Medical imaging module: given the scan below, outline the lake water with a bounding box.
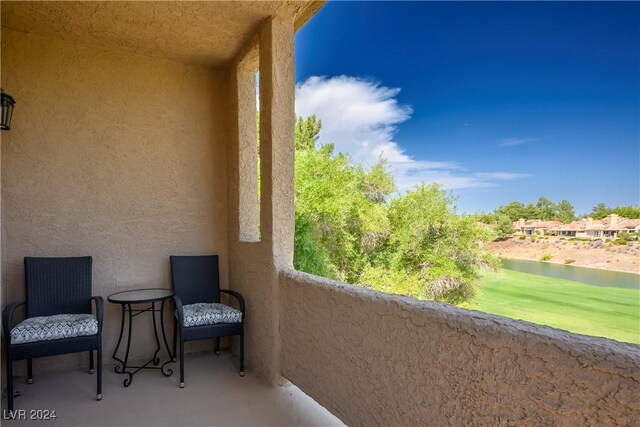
[500,258,640,290]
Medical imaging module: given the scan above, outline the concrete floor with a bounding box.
[1,351,343,426]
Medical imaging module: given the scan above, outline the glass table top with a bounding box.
[108,288,175,304]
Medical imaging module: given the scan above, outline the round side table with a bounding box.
[107,288,176,387]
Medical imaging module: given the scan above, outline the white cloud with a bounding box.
[295,75,528,191]
[474,172,530,181]
[498,137,538,147]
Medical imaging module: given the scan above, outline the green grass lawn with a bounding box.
[464,269,640,344]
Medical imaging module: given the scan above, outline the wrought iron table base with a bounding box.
[112,301,174,387]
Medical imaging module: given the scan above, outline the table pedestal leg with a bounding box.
[111,301,174,387]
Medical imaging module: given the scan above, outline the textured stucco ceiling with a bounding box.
[1,1,321,67]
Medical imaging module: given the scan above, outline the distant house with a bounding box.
[514,214,640,239]
[603,217,640,238]
[513,219,563,236]
[551,218,604,238]
[548,221,581,237]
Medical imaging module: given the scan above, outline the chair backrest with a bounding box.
[170,255,220,305]
[25,256,93,318]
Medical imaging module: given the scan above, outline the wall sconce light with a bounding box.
[1,88,16,130]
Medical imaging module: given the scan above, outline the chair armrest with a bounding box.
[3,301,26,345]
[220,289,245,315]
[173,295,184,323]
[91,296,104,333]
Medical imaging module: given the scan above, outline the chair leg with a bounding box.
[172,317,177,362]
[27,359,33,384]
[97,346,102,401]
[239,333,244,377]
[179,336,185,388]
[7,357,14,411]
[89,351,94,374]
[215,337,220,355]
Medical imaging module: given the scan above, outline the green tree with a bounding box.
[495,201,526,222]
[556,200,575,222]
[610,207,640,219]
[523,202,541,220]
[360,160,395,203]
[292,116,495,304]
[371,184,495,303]
[496,198,576,221]
[474,212,498,225]
[536,197,558,220]
[494,214,515,240]
[591,203,609,218]
[590,205,640,220]
[293,116,393,282]
[295,115,321,151]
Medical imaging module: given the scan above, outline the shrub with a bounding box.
[540,253,553,262]
[493,214,515,241]
[519,236,526,240]
[618,231,638,242]
[569,237,590,242]
[564,259,576,264]
[293,116,495,305]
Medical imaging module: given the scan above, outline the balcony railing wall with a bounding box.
[280,268,640,426]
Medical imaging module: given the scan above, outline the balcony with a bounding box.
[2,351,341,426]
[1,1,638,425]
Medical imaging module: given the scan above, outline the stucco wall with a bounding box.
[226,17,294,383]
[280,268,640,426]
[1,28,229,373]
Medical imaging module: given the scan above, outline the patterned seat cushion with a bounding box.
[182,303,242,327]
[11,314,98,345]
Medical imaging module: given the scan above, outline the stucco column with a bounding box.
[259,16,295,270]
[237,66,260,242]
[225,16,295,384]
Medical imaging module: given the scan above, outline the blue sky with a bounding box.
[294,1,640,215]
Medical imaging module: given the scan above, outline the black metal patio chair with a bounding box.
[170,255,245,387]
[2,257,103,411]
